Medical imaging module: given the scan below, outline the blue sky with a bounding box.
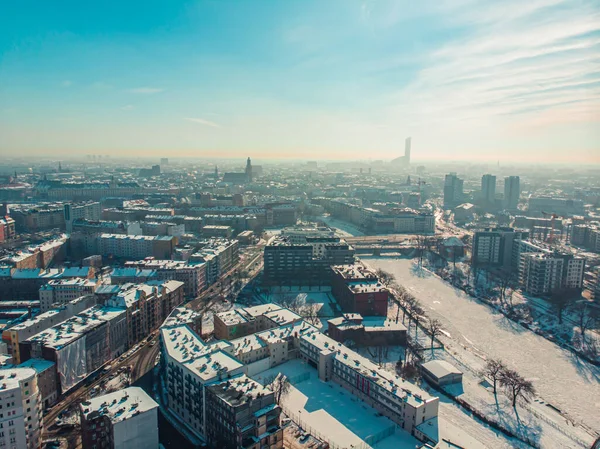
[0,0,599,162]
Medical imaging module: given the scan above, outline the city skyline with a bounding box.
[1,0,599,162]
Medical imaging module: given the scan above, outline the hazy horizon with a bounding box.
[1,0,599,162]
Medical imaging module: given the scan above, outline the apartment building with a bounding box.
[0,367,43,449]
[214,304,302,340]
[205,375,283,449]
[39,278,99,312]
[520,253,585,296]
[98,234,176,260]
[472,227,529,268]
[106,281,184,346]
[190,238,240,285]
[123,260,207,297]
[0,266,95,302]
[19,306,128,393]
[80,387,159,449]
[263,236,354,286]
[2,295,97,364]
[298,328,438,434]
[0,217,16,243]
[159,326,245,440]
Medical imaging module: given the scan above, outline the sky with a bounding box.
[0,0,599,162]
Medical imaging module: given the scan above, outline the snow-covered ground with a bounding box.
[314,215,365,237]
[254,359,420,449]
[364,257,600,445]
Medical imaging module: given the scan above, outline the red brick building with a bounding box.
[331,263,389,316]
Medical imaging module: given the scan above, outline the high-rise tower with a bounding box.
[245,157,253,182]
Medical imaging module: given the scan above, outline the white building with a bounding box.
[124,260,207,297]
[521,252,585,296]
[0,367,43,449]
[39,278,99,312]
[80,387,159,449]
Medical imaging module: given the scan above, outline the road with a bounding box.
[42,242,265,447]
[42,332,162,444]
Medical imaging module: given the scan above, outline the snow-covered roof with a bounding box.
[80,387,158,424]
[421,360,463,380]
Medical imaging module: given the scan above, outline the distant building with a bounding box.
[528,196,585,217]
[263,236,355,286]
[503,176,520,210]
[64,202,102,232]
[123,259,207,297]
[98,234,176,260]
[0,266,95,302]
[391,137,412,167]
[35,179,141,201]
[453,203,475,224]
[520,252,585,296]
[472,227,529,268]
[443,174,464,209]
[138,165,161,177]
[571,224,600,253]
[481,174,496,206]
[80,387,159,449]
[202,224,233,239]
[39,278,99,312]
[0,367,43,449]
[0,216,16,242]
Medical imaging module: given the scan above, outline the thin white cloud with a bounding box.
[184,117,221,128]
[387,0,600,131]
[127,87,164,94]
[61,80,72,88]
[121,105,135,111]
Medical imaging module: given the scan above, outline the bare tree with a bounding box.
[549,288,577,324]
[496,269,517,306]
[427,319,443,350]
[264,374,291,404]
[573,302,597,344]
[415,235,427,266]
[301,302,320,325]
[375,269,395,286]
[500,369,535,408]
[482,359,507,396]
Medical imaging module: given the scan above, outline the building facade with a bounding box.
[80,387,159,449]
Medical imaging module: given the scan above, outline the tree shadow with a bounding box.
[565,350,600,384]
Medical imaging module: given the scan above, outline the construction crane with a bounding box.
[541,211,563,243]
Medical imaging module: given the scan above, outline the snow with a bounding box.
[364,257,600,445]
[253,359,420,449]
[314,215,365,237]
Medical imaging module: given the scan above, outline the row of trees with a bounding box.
[483,359,535,408]
[376,268,444,350]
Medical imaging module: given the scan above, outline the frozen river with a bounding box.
[364,257,600,434]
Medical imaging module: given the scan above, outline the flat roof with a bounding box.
[80,387,158,424]
[161,325,241,382]
[421,360,463,379]
[207,375,272,408]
